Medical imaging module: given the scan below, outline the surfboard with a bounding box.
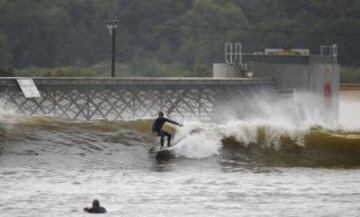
[150,131,189,161]
[155,148,175,161]
[148,145,177,161]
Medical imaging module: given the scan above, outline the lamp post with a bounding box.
[104,19,119,77]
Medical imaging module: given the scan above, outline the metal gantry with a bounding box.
[0,78,274,121]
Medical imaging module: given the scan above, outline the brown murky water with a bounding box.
[0,87,359,217]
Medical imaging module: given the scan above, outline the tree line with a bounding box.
[0,0,360,77]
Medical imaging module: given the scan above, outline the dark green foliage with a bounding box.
[15,66,99,77]
[340,67,360,83]
[193,64,211,77]
[0,67,15,77]
[0,33,12,66]
[0,0,360,80]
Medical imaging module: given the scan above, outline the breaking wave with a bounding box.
[173,120,360,167]
[0,112,360,168]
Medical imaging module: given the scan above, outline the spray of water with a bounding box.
[170,90,360,159]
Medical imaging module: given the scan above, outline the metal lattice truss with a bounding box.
[0,78,275,121]
[0,87,217,121]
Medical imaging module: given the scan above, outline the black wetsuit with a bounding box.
[84,206,106,214]
[152,117,181,147]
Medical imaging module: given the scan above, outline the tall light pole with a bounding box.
[104,19,119,77]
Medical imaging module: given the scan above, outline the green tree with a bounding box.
[0,33,12,66]
[179,0,249,65]
[1,0,360,75]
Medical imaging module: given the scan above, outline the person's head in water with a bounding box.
[158,111,164,117]
[84,199,106,213]
[92,199,100,208]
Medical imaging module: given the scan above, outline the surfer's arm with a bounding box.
[166,118,182,127]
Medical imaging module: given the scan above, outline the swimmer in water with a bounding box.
[84,199,106,214]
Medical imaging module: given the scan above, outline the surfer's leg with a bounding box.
[163,131,172,147]
[159,132,165,148]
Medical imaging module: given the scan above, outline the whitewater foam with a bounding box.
[171,119,311,159]
[172,122,222,159]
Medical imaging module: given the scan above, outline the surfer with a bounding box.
[152,111,182,149]
[83,199,106,214]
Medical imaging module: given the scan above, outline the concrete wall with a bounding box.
[339,84,360,128]
[309,63,340,121]
[247,64,310,90]
[213,62,340,122]
[213,63,242,78]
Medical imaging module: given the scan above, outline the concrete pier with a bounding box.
[0,77,274,121]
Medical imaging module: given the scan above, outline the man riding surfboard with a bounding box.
[152,111,182,150]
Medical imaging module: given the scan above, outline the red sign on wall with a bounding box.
[323,69,332,109]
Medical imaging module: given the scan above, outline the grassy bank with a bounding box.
[0,60,212,78]
[340,67,360,83]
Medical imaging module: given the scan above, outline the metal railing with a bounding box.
[241,54,335,65]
